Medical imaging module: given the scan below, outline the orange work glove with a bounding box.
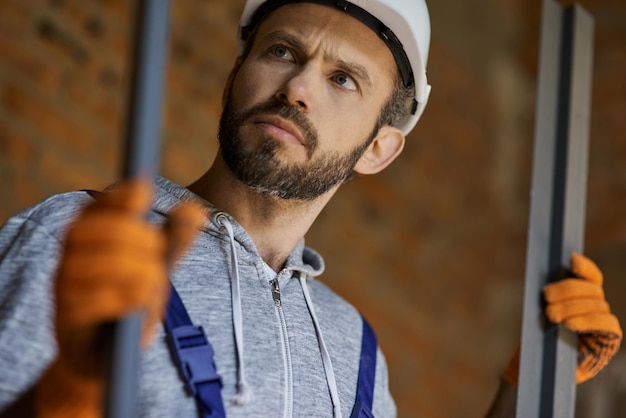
[544,252,622,383]
[35,179,205,418]
[503,253,622,386]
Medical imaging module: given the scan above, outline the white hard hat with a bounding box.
[238,0,431,135]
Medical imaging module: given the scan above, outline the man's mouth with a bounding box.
[254,114,307,147]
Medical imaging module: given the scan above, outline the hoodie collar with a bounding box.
[152,176,325,280]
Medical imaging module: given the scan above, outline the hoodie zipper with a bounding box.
[271,278,293,418]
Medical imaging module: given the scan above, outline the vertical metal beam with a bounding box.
[104,1,171,418]
[516,1,594,417]
[121,0,171,180]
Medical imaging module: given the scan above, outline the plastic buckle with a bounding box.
[168,325,223,395]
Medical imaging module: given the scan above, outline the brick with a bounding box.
[3,85,95,154]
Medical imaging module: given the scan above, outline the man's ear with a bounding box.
[222,56,243,106]
[354,126,405,175]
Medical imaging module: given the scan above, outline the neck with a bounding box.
[187,155,337,271]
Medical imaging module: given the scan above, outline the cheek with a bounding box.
[230,64,271,108]
[319,101,380,145]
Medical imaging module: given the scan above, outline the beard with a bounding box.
[218,96,378,201]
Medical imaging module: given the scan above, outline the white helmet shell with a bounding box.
[238,0,431,135]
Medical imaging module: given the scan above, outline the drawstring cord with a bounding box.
[299,274,343,418]
[216,213,341,416]
[218,215,252,405]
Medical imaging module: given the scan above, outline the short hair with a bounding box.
[377,71,415,131]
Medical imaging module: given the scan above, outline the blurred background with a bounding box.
[0,0,624,416]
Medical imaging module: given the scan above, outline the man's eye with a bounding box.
[271,45,293,61]
[332,73,357,91]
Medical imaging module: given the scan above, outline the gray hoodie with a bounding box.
[0,176,396,417]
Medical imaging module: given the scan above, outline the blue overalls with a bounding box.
[165,284,378,418]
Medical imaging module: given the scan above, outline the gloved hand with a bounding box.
[544,252,622,383]
[35,179,205,418]
[503,253,622,386]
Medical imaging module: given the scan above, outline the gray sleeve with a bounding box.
[0,194,87,411]
[373,347,397,418]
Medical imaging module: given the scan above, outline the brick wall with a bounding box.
[1,1,625,417]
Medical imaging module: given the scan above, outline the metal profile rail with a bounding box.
[516,1,594,417]
[103,1,171,417]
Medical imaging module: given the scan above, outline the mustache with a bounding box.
[238,101,318,152]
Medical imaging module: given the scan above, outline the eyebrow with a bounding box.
[262,30,305,52]
[261,29,374,91]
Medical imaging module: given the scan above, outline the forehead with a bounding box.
[253,3,397,82]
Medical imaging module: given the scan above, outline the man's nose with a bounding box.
[274,65,319,112]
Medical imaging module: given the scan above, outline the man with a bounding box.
[0,1,621,417]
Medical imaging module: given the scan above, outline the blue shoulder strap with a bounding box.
[350,315,378,418]
[164,285,226,418]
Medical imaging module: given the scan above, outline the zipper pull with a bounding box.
[270,279,281,307]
